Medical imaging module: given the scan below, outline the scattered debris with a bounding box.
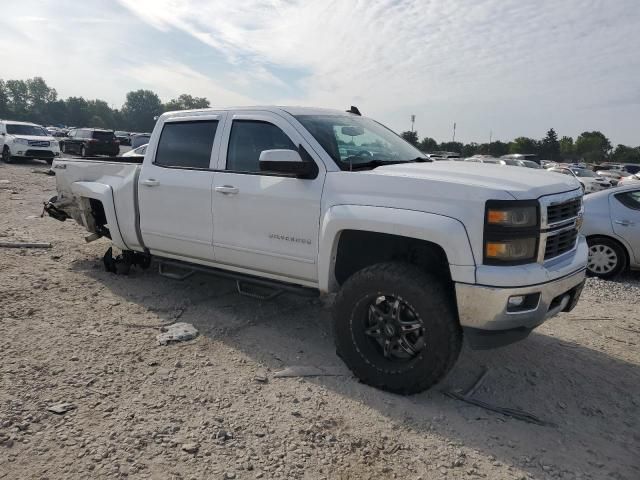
[157,322,199,345]
[444,368,555,427]
[181,443,199,454]
[254,373,268,383]
[273,365,348,378]
[47,403,76,415]
[0,241,52,249]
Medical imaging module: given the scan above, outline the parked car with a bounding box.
[425,151,461,160]
[130,133,151,149]
[516,159,542,169]
[0,120,61,164]
[464,155,504,164]
[45,105,587,394]
[540,160,558,169]
[501,153,540,165]
[548,167,610,193]
[114,131,132,146]
[59,128,119,157]
[582,185,640,278]
[619,174,640,186]
[122,143,147,158]
[596,170,625,187]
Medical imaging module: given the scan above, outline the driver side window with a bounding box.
[226,120,296,173]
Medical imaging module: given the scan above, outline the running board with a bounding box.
[156,258,319,298]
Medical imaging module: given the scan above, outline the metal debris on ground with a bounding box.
[273,365,348,378]
[157,322,199,346]
[444,368,555,427]
[47,403,76,414]
[0,242,52,249]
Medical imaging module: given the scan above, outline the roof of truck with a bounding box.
[162,106,359,117]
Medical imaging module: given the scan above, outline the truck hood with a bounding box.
[369,161,580,199]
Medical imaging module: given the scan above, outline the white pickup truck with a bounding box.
[46,106,588,394]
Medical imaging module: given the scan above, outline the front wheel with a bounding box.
[332,262,461,394]
[2,146,12,163]
[587,237,627,279]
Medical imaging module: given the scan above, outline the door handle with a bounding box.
[141,179,160,187]
[614,220,635,226]
[215,185,239,195]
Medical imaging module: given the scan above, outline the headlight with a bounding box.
[14,138,29,145]
[484,200,540,265]
[486,205,537,228]
[485,238,537,262]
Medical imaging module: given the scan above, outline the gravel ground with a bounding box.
[1,159,639,480]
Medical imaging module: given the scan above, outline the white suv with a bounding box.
[0,120,61,164]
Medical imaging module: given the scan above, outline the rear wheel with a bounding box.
[333,262,461,394]
[2,146,11,163]
[80,145,86,157]
[587,236,627,279]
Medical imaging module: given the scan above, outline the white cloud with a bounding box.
[115,0,640,144]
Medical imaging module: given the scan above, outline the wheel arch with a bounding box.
[586,234,631,272]
[318,205,476,293]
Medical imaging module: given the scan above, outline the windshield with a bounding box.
[572,168,597,178]
[294,114,425,169]
[6,124,48,136]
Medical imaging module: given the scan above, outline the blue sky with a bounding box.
[1,0,639,145]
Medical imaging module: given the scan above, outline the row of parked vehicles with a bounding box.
[0,120,151,163]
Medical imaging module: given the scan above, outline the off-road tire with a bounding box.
[333,262,462,394]
[586,236,627,279]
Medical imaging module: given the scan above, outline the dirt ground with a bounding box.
[1,159,639,480]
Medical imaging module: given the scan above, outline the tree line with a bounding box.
[401,127,640,164]
[0,77,209,133]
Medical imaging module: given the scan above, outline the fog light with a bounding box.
[17,151,24,155]
[508,295,525,307]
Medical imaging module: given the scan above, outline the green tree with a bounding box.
[164,93,210,111]
[575,131,612,163]
[122,89,163,132]
[461,142,479,157]
[438,141,463,153]
[559,136,575,159]
[509,137,539,155]
[418,136,438,152]
[540,128,560,160]
[611,145,640,164]
[64,97,91,127]
[26,77,57,124]
[5,79,29,119]
[488,140,509,157]
[0,80,8,118]
[400,130,419,147]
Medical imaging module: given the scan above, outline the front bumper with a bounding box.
[456,267,586,348]
[13,146,60,158]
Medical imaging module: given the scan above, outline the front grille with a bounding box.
[547,198,581,225]
[544,228,578,260]
[25,150,54,158]
[28,140,50,147]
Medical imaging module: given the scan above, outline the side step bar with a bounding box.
[156,258,319,298]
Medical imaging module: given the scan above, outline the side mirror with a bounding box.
[259,149,317,179]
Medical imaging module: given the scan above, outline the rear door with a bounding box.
[138,113,225,261]
[211,111,325,282]
[610,189,640,263]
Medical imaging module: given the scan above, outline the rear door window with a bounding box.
[615,191,640,211]
[154,120,218,169]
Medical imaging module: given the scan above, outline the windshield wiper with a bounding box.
[349,157,432,170]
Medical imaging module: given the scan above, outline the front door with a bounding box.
[211,112,325,282]
[610,189,640,263]
[138,113,225,261]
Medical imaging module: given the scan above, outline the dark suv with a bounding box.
[60,128,119,157]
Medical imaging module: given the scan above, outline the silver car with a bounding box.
[582,184,640,278]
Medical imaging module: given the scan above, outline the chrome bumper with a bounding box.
[456,267,586,331]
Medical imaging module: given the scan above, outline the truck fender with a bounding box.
[318,205,476,293]
[70,181,129,250]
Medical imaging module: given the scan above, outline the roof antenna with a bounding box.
[346,106,361,116]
